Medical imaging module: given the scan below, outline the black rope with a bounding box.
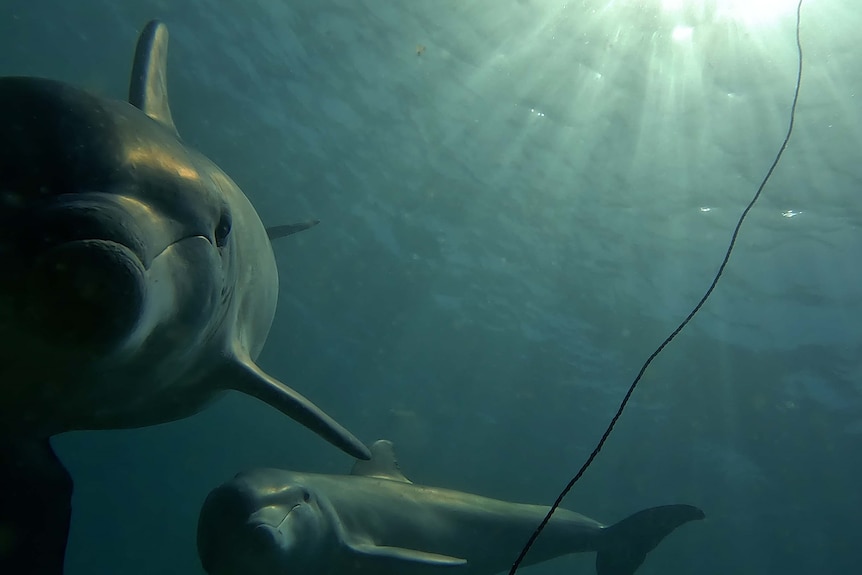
[509,2,805,573]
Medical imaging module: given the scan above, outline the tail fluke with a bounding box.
[596,504,704,575]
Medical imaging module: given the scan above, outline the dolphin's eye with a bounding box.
[302,491,310,502]
[215,211,232,248]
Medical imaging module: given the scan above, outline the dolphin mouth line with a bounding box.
[275,504,301,533]
[30,194,214,271]
[33,234,209,274]
[146,234,210,268]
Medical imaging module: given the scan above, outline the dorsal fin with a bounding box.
[266,219,320,241]
[128,20,178,136]
[350,440,412,483]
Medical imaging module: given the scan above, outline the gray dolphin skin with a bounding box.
[198,440,705,575]
[0,20,370,574]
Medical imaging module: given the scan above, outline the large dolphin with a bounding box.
[198,440,705,575]
[0,20,370,574]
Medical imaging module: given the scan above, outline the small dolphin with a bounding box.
[0,20,369,574]
[197,440,705,575]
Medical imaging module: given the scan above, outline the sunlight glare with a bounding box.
[661,0,801,25]
[671,25,694,42]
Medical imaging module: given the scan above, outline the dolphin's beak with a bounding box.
[4,192,195,353]
[28,193,187,269]
[249,524,283,551]
[24,238,149,352]
[247,505,298,554]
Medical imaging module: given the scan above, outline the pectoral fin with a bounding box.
[349,542,466,567]
[224,354,370,460]
[266,220,320,240]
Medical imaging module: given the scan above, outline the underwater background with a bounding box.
[2,0,860,573]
